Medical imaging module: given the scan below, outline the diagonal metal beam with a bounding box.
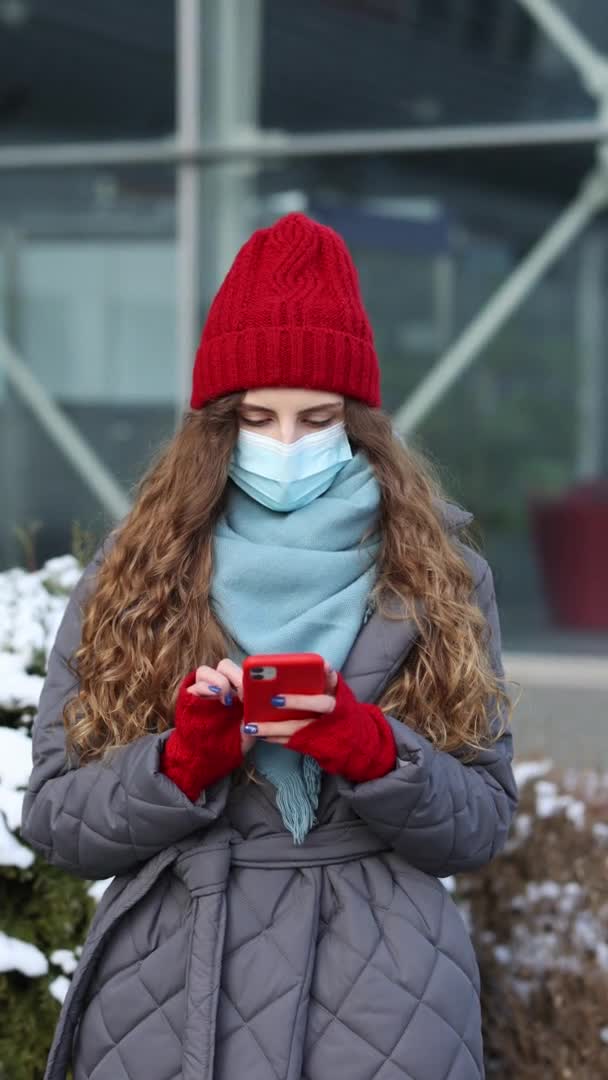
[392,168,608,437]
[0,336,131,520]
[516,0,608,99]
[392,0,608,437]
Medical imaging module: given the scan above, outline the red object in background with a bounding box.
[529,481,608,630]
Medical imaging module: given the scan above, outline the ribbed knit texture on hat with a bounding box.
[191,212,381,409]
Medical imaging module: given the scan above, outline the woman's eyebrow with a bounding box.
[240,402,343,415]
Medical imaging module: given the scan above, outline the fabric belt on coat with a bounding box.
[174,817,390,887]
[172,819,391,1079]
[44,819,390,1080]
[232,818,390,867]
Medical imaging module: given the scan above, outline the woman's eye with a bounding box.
[240,417,333,428]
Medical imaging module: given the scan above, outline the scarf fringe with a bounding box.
[273,767,318,846]
[302,754,322,810]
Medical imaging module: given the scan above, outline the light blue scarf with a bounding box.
[210,449,381,843]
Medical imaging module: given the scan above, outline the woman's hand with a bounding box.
[187,658,256,755]
[242,660,338,746]
[242,659,396,783]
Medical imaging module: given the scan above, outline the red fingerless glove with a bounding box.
[160,671,244,802]
[286,673,396,783]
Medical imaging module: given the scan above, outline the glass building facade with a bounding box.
[1,0,607,657]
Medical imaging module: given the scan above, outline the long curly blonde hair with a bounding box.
[64,394,511,766]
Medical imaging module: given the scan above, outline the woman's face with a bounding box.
[239,388,345,444]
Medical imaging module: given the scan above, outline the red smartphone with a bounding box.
[242,652,326,726]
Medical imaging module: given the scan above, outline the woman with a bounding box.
[21,212,518,1080]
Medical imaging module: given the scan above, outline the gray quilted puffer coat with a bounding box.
[21,502,517,1080]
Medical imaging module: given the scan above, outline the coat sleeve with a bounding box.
[337,563,518,878]
[20,544,230,881]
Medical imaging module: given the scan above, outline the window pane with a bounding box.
[0,1,175,142]
[0,166,175,566]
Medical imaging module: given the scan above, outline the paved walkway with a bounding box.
[504,652,608,769]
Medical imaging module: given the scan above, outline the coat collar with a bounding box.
[435,497,474,533]
[342,497,473,702]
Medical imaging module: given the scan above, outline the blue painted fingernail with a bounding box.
[224,693,233,706]
[208,685,221,693]
[271,695,285,707]
[243,723,258,734]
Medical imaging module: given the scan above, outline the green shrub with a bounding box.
[0,553,98,1079]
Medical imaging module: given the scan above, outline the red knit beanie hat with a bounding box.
[191,212,381,409]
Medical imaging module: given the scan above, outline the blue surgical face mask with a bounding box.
[228,421,353,512]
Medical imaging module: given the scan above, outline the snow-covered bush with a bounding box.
[0,555,100,1080]
[459,759,608,1078]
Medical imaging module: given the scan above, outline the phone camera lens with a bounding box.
[251,666,263,674]
[251,673,264,680]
